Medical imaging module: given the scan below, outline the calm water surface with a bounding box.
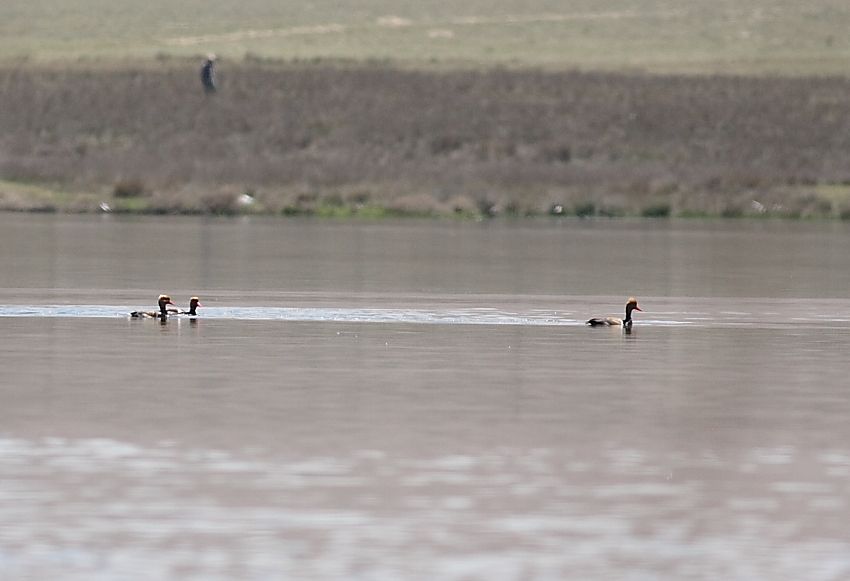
[2,214,850,580]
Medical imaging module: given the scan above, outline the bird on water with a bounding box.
[167,296,202,316]
[130,294,174,320]
[587,297,642,328]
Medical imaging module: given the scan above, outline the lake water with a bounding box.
[2,214,850,580]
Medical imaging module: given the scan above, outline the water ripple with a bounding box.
[0,304,845,328]
[0,305,580,326]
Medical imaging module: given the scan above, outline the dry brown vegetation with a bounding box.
[3,60,850,217]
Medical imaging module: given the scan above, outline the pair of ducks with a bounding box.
[130,295,202,320]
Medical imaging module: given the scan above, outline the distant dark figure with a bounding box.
[201,54,217,94]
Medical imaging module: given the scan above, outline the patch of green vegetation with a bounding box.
[315,203,355,218]
[451,209,479,220]
[112,197,152,212]
[5,180,850,221]
[354,205,394,219]
[284,202,432,219]
[574,202,596,218]
[641,202,671,218]
[0,179,64,211]
[813,184,850,206]
[720,205,745,218]
[818,184,850,220]
[676,209,713,219]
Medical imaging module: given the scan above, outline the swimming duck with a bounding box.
[168,296,202,316]
[587,297,642,328]
[130,294,173,320]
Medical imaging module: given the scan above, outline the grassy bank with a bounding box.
[3,61,850,219]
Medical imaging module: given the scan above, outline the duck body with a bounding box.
[130,311,166,320]
[130,294,173,320]
[586,316,627,327]
[587,298,641,327]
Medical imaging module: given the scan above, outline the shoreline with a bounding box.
[1,183,849,222]
[3,61,850,221]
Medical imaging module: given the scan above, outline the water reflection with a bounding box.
[2,214,850,298]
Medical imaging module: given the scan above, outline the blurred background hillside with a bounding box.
[3,0,850,217]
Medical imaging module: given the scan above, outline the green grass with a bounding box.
[0,179,63,211]
[4,0,850,75]
[6,176,850,221]
[814,184,850,206]
[3,180,850,223]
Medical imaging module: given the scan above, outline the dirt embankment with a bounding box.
[2,61,850,218]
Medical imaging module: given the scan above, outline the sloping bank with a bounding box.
[2,60,850,219]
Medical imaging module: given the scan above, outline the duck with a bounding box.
[587,297,642,328]
[168,296,202,316]
[130,294,174,320]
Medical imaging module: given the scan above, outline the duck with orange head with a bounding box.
[587,297,642,328]
[168,297,202,316]
[130,294,174,320]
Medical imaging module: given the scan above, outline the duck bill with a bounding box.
[633,306,642,311]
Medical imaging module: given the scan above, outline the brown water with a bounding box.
[2,214,850,580]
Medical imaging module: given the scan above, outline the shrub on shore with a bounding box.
[112,178,148,198]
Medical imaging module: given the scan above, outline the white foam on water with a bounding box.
[0,304,818,328]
